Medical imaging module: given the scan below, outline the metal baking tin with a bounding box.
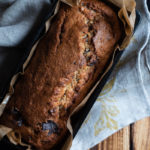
[0,1,141,149]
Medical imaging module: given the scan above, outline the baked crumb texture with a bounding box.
[0,0,121,149]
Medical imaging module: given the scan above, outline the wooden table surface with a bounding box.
[89,117,150,150]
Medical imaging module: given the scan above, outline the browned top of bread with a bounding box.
[0,0,121,149]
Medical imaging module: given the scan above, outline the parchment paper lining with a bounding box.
[0,0,136,149]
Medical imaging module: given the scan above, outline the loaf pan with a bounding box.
[0,1,141,149]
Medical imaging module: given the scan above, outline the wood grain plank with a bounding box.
[131,117,150,150]
[90,145,99,150]
[90,126,130,150]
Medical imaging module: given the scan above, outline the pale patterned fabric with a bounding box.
[71,0,150,149]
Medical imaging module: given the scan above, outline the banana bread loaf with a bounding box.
[0,0,122,149]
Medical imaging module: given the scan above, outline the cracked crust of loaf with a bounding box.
[0,0,122,149]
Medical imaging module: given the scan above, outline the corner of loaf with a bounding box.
[0,0,122,149]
